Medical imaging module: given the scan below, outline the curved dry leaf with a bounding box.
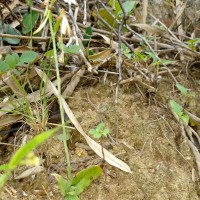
[88,49,112,63]
[33,13,49,35]
[14,166,44,180]
[94,32,118,49]
[131,24,164,35]
[35,68,132,173]
[61,15,71,36]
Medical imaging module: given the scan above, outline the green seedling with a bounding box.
[83,26,93,47]
[57,43,82,54]
[53,165,103,200]
[121,43,132,59]
[89,123,109,139]
[186,38,200,51]
[0,51,38,73]
[169,100,189,124]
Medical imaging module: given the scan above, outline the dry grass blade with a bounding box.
[62,68,85,98]
[1,74,25,98]
[2,0,24,18]
[35,67,132,173]
[142,0,148,24]
[14,166,45,180]
[169,1,187,31]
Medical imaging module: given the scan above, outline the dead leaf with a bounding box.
[131,24,164,35]
[88,49,112,63]
[62,68,85,98]
[0,115,22,128]
[2,0,25,18]
[14,166,44,180]
[94,32,118,49]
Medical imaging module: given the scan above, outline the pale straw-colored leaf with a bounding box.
[61,15,71,36]
[14,166,44,180]
[62,0,77,5]
[33,13,49,35]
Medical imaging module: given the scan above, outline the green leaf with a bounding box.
[53,15,62,34]
[65,45,82,54]
[5,54,17,69]
[88,129,97,135]
[85,27,92,35]
[169,100,183,115]
[103,128,109,136]
[96,123,104,131]
[8,127,59,170]
[124,52,132,59]
[121,43,127,51]
[27,0,33,6]
[0,174,8,187]
[12,53,20,64]
[117,1,136,17]
[176,83,187,94]
[20,51,38,64]
[0,60,11,72]
[186,38,200,45]
[160,59,173,65]
[45,49,54,57]
[0,127,60,188]
[58,43,82,54]
[0,23,21,44]
[69,165,102,196]
[134,51,147,61]
[98,8,116,27]
[109,0,121,13]
[13,68,21,76]
[83,27,93,46]
[145,51,158,63]
[181,114,189,124]
[22,11,39,34]
[67,195,79,200]
[53,174,72,197]
[0,164,8,171]
[93,132,102,139]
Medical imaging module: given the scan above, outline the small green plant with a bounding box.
[89,123,109,139]
[169,99,189,124]
[133,51,173,67]
[0,51,38,74]
[53,165,103,200]
[121,43,132,59]
[170,83,195,124]
[186,38,200,51]
[31,1,103,199]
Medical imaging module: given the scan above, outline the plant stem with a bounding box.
[48,9,71,179]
